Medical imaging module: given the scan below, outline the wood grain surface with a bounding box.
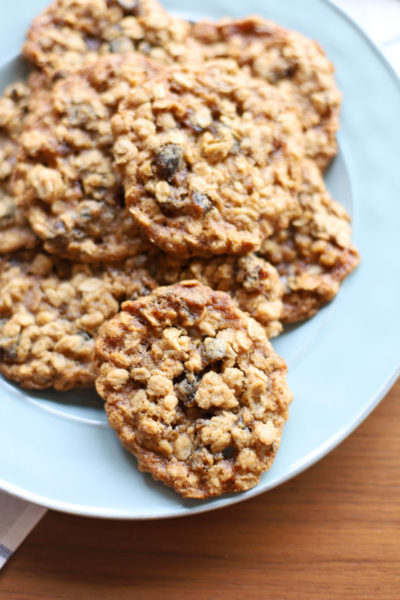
[1,378,399,600]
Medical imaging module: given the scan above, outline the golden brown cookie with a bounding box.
[0,81,38,254]
[259,160,360,323]
[112,59,304,257]
[0,251,156,390]
[193,16,342,170]
[14,55,158,262]
[95,281,292,498]
[150,252,284,339]
[23,0,196,77]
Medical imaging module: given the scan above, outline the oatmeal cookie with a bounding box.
[0,251,157,390]
[0,81,38,254]
[14,55,158,262]
[259,160,360,323]
[112,59,304,257]
[23,0,196,77]
[95,281,292,498]
[193,16,342,170]
[151,252,284,338]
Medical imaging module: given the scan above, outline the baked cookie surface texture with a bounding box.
[14,55,157,262]
[260,160,360,322]
[23,0,194,77]
[150,251,284,339]
[0,81,38,254]
[0,251,156,390]
[112,59,304,257]
[95,281,292,498]
[193,16,342,170]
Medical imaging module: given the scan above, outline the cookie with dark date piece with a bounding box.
[94,281,292,498]
[112,59,304,258]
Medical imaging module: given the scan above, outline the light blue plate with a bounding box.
[1,0,400,519]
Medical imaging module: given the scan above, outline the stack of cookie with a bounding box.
[0,0,359,498]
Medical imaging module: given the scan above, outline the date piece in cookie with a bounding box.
[95,281,292,499]
[112,59,304,257]
[193,17,342,170]
[0,81,38,254]
[151,252,284,339]
[14,56,158,262]
[0,251,156,391]
[259,160,360,323]
[23,0,195,77]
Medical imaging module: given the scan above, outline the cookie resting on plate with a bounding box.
[22,0,197,77]
[112,58,304,257]
[0,251,156,390]
[193,16,342,170]
[259,159,360,323]
[150,251,284,339]
[95,281,292,498]
[13,55,158,262]
[0,80,38,254]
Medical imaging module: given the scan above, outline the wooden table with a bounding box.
[1,378,399,599]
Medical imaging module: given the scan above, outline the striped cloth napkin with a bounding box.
[0,0,399,571]
[0,493,46,569]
